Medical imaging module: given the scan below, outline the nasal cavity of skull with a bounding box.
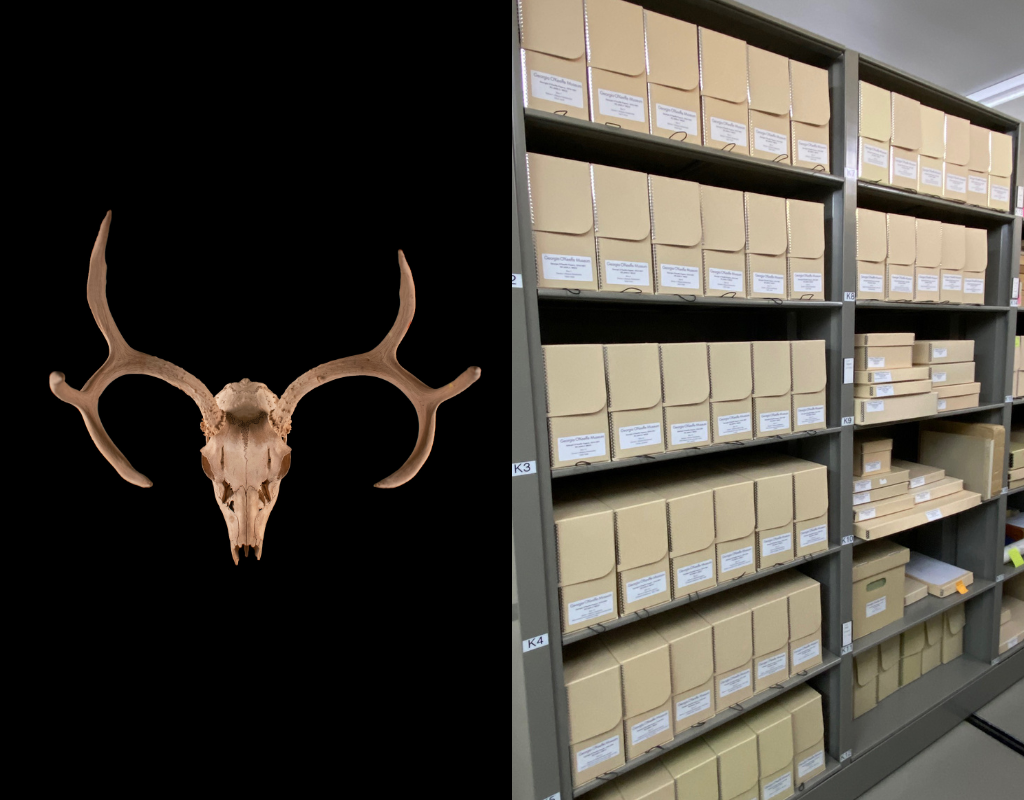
[221,480,233,505]
[259,480,272,504]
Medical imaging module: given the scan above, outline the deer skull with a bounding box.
[49,212,480,564]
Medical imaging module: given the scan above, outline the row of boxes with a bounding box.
[1002,578,1024,655]
[1011,429,1024,490]
[528,152,827,296]
[585,685,826,800]
[1014,338,1024,399]
[520,0,831,169]
[544,341,828,470]
[853,610,966,719]
[858,81,1014,210]
[564,573,823,787]
[856,211,989,304]
[553,455,830,634]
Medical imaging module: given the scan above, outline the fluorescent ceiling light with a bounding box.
[968,73,1024,108]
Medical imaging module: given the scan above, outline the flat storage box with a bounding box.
[853,490,982,541]
[855,334,915,348]
[855,366,930,385]
[651,176,703,296]
[702,186,747,298]
[600,487,671,615]
[791,340,827,432]
[554,496,619,633]
[904,552,974,599]
[859,82,891,184]
[853,648,878,719]
[852,540,910,640]
[519,0,590,121]
[645,11,701,144]
[709,341,753,443]
[912,340,975,365]
[854,392,938,425]
[910,476,964,506]
[891,460,945,491]
[592,164,653,293]
[936,386,981,413]
[605,344,665,460]
[855,380,933,399]
[853,482,910,506]
[786,199,826,300]
[854,493,915,524]
[921,421,1005,500]
[853,468,911,493]
[855,346,913,371]
[544,344,611,469]
[529,153,599,291]
[790,60,830,172]
[698,27,750,154]
[661,343,711,451]
[648,607,715,733]
[564,637,626,785]
[928,361,976,387]
[904,577,928,606]
[585,0,649,133]
[746,45,791,164]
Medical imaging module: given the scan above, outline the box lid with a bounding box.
[593,164,652,242]
[904,577,928,606]
[520,0,586,61]
[925,615,943,646]
[787,199,825,260]
[945,114,970,165]
[887,213,917,266]
[916,219,943,268]
[753,340,792,398]
[745,193,788,256]
[945,604,966,636]
[879,636,901,671]
[528,153,595,236]
[935,382,981,400]
[891,93,922,150]
[709,341,753,402]
[790,60,830,125]
[599,487,670,570]
[968,125,991,172]
[602,619,672,717]
[648,607,714,691]
[701,185,745,252]
[860,82,891,141]
[905,553,971,593]
[919,105,945,159]
[650,176,702,247]
[965,228,987,273]
[791,340,827,394]
[854,334,914,347]
[890,460,944,484]
[698,27,747,103]
[857,208,888,263]
[661,343,710,406]
[585,0,646,77]
[747,45,790,115]
[554,496,617,587]
[854,437,893,454]
[544,345,608,417]
[742,703,794,775]
[564,638,624,744]
[940,224,966,269]
[991,131,1013,178]
[852,540,911,581]
[645,10,698,92]
[854,648,879,686]
[605,344,661,412]
[703,724,758,800]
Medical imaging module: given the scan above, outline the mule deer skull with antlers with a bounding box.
[50,212,481,564]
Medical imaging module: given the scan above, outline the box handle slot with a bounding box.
[867,577,887,592]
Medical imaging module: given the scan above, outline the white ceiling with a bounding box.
[735,0,1024,121]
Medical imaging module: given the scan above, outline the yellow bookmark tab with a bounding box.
[956,580,968,595]
[1011,549,1024,569]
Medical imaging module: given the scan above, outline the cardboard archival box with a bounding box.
[745,193,788,300]
[859,82,891,184]
[564,637,625,783]
[990,131,1013,178]
[757,524,795,571]
[854,334,914,347]
[660,740,719,800]
[790,60,830,171]
[728,460,794,533]
[855,449,891,478]
[889,93,921,190]
[940,223,966,269]
[910,476,964,506]
[945,114,970,166]
[795,514,829,558]
[855,380,933,399]
[661,343,711,450]
[919,154,944,196]
[935,382,980,401]
[967,124,990,173]
[519,0,590,121]
[918,106,945,196]
[915,219,942,269]
[927,361,975,387]
[940,269,964,304]
[857,262,886,300]
[942,605,966,664]
[919,429,993,500]
[885,263,915,302]
[592,164,653,293]
[543,344,611,469]
[877,636,900,702]
[732,581,791,691]
[967,170,989,207]
[853,491,981,541]
[963,227,987,303]
[924,422,1004,498]
[702,470,756,581]
[648,607,715,732]
[528,154,599,291]
[854,346,912,371]
[854,493,915,524]
[760,765,795,800]
[705,723,759,800]
[554,496,619,633]
[650,176,703,295]
[943,160,969,202]
[852,481,910,507]
[698,27,750,154]
[999,620,1023,655]
[791,340,827,432]
[644,472,717,596]
[900,652,923,686]
[852,540,910,639]
[915,267,940,303]
[989,174,1011,212]
[692,592,754,706]
[854,392,938,425]
[904,552,973,599]
[936,391,980,413]
[645,11,701,143]
[747,45,791,163]
[853,468,911,493]
[853,648,879,719]
[708,341,753,443]
[608,761,676,800]
[912,340,974,365]
[854,437,892,456]
[752,452,828,523]
[752,341,793,436]
[602,620,674,758]
[891,459,945,490]
[605,344,665,460]
[904,576,928,607]
[585,0,649,133]
[856,208,887,263]
[787,199,826,300]
[781,571,824,671]
[901,622,926,657]
[599,487,671,614]
[779,686,827,782]
[855,366,930,385]
[702,186,747,297]
[742,702,794,776]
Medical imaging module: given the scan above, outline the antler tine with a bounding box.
[271,250,481,488]
[49,211,225,488]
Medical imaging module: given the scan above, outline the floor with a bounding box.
[857,680,1024,799]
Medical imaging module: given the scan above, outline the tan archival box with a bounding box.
[709,341,753,443]
[645,11,701,143]
[918,106,945,196]
[605,344,665,460]
[745,193,789,300]
[704,724,759,800]
[543,344,610,469]
[790,60,830,171]
[943,605,966,664]
[592,164,653,293]
[855,392,938,425]
[877,637,900,701]
[564,638,625,785]
[554,496,618,634]
[692,593,754,708]
[585,0,649,133]
[889,93,921,190]
[853,648,878,719]
[904,577,928,607]
[520,0,589,121]
[651,176,703,295]
[792,340,827,432]
[852,540,910,640]
[698,27,750,154]
[859,82,891,184]
[600,487,671,615]
[742,703,794,783]
[644,471,716,596]
[753,340,793,436]
[747,45,791,163]
[702,186,747,298]
[702,470,757,582]
[857,208,887,299]
[661,343,711,450]
[904,552,974,599]
[780,686,826,782]
[733,581,791,692]
[787,199,826,300]
[529,154,598,291]
[648,607,715,732]
[660,740,719,800]
[944,114,970,202]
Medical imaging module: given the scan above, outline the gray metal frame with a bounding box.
[510,3,1024,800]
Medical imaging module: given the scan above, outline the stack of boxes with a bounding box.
[1010,428,1024,489]
[857,81,1014,211]
[1014,338,1023,399]
[914,338,980,412]
[853,334,936,423]
[1002,577,1024,655]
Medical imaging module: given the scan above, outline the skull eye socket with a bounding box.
[201,455,215,480]
[278,453,291,480]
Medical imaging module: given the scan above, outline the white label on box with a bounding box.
[797,405,826,426]
[968,175,988,195]
[942,274,963,291]
[873,371,892,383]
[678,559,714,589]
[760,410,791,432]
[530,70,585,108]
[512,273,523,289]
[991,184,1010,203]
[631,711,671,746]
[758,652,788,680]
[619,423,662,451]
[709,268,744,293]
[964,279,984,295]
[717,413,752,438]
[721,546,754,574]
[947,173,967,194]
[860,273,884,293]
[793,273,824,294]
[921,167,943,188]
[934,347,948,358]
[794,640,821,667]
[926,509,943,522]
[661,264,700,290]
[868,357,886,368]
[676,690,712,722]
[932,372,947,383]
[918,274,939,293]
[764,771,793,800]
[894,156,918,180]
[798,140,828,165]
[800,525,828,549]
[672,421,709,446]
[909,478,931,492]
[755,127,789,155]
[914,491,932,504]
[799,751,826,779]
[865,400,885,414]
[762,531,793,557]
[567,592,616,626]
[863,144,888,168]
[865,460,882,474]
[875,385,895,398]
[605,260,650,286]
[845,358,854,385]
[656,103,699,136]
[719,669,752,698]
[558,433,607,463]
[753,272,786,295]
[710,116,748,146]
[858,508,877,522]
[937,399,947,411]
[855,480,872,493]
[576,735,621,774]
[598,89,645,122]
[853,492,871,505]
[866,596,887,618]
[890,273,914,294]
[626,571,668,604]
[542,253,593,283]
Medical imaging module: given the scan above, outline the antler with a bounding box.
[271,250,480,488]
[49,211,225,488]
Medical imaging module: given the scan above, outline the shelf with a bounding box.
[563,545,841,646]
[1007,486,1024,497]
[851,655,991,757]
[857,182,1016,226]
[999,562,1024,582]
[552,428,841,479]
[851,497,993,546]
[851,580,995,656]
[1014,399,1024,406]
[572,650,841,797]
[855,301,1010,313]
[854,403,1007,431]
[539,290,842,310]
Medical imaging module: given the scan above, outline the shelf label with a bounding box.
[843,416,855,427]
[841,750,853,763]
[523,634,549,652]
[845,358,854,385]
[542,794,561,800]
[1004,487,1010,495]
[513,273,523,289]
[841,645,852,656]
[842,535,855,546]
[513,461,537,477]
[845,292,857,302]
[997,574,1005,583]
[843,622,853,648]
[846,167,858,180]
[1008,396,1015,404]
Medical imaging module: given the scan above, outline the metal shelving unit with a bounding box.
[511,3,1024,800]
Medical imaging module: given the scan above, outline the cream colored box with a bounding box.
[698,27,749,154]
[787,199,826,300]
[753,340,793,436]
[648,606,715,730]
[791,340,827,432]
[661,342,711,451]
[605,344,665,460]
[915,267,940,302]
[859,82,891,184]
[852,540,910,640]
[790,61,831,171]
[592,164,653,293]
[645,11,701,144]
[599,487,671,615]
[943,161,968,202]
[519,0,590,121]
[853,648,878,719]
[747,45,791,164]
[702,185,747,297]
[704,724,759,800]
[543,344,611,469]
[877,637,900,701]
[585,0,649,133]
[565,637,625,785]
[554,496,619,634]
[661,740,720,800]
[644,472,717,596]
[651,175,703,295]
[886,263,915,302]
[918,106,945,196]
[889,93,921,190]
[709,341,754,443]
[746,192,789,300]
